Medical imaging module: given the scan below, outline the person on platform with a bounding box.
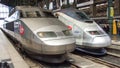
[103,24,109,34]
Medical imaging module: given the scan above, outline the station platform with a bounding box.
[0,29,29,68]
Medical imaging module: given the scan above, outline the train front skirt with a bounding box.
[76,47,107,55]
[23,48,67,63]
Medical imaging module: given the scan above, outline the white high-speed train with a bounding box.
[2,6,76,63]
[54,8,111,55]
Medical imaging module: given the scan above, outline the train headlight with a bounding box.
[37,32,57,38]
[38,32,44,37]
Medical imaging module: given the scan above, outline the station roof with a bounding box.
[0,0,43,7]
[0,0,16,7]
[0,0,108,7]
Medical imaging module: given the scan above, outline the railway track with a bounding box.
[23,57,44,68]
[106,44,120,58]
[107,48,120,54]
[107,44,120,55]
[72,49,120,68]
[83,54,120,68]
[110,41,120,50]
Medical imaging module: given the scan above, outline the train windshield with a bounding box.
[20,11,41,18]
[63,11,90,21]
[26,11,41,18]
[37,32,57,38]
[63,30,72,36]
[76,12,90,20]
[88,31,104,35]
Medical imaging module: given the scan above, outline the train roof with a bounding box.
[21,18,67,31]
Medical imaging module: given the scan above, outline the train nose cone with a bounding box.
[92,36,111,47]
[42,37,76,54]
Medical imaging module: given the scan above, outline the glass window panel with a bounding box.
[25,11,41,18]
[88,31,104,35]
[0,3,9,18]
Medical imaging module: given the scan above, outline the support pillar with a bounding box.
[108,0,114,35]
[114,0,120,16]
[90,0,96,17]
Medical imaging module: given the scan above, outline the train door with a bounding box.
[73,25,83,45]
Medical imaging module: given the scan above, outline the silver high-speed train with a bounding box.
[54,8,111,55]
[2,6,76,63]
